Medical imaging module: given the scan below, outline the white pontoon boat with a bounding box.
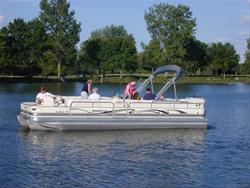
[17,65,207,131]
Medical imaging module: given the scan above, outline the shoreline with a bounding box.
[0,75,250,84]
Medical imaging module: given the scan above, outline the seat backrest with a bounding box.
[42,96,54,106]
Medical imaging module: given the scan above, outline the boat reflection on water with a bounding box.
[19,129,207,151]
[18,130,207,187]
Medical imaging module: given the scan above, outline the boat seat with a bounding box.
[66,99,93,108]
[42,96,55,106]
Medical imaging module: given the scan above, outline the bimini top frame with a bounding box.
[136,65,182,100]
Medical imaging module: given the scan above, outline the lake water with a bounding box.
[0,82,249,187]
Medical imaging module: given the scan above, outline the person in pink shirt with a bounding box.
[123,81,136,99]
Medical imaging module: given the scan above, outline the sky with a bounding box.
[0,0,249,63]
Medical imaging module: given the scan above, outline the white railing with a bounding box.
[66,99,203,116]
[68,100,131,116]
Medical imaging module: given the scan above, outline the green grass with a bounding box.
[0,74,250,84]
[91,74,250,84]
[178,75,250,84]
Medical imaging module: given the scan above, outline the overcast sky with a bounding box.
[0,0,249,62]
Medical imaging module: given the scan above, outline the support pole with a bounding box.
[151,80,154,93]
[174,82,177,99]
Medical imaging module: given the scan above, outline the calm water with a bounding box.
[0,82,249,188]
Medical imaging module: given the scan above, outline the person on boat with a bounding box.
[81,79,92,99]
[123,81,136,99]
[159,95,165,101]
[36,87,54,104]
[142,88,156,100]
[131,91,141,100]
[88,88,101,100]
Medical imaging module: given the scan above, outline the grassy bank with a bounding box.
[0,74,250,84]
[178,75,250,84]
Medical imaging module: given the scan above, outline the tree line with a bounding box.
[0,0,249,80]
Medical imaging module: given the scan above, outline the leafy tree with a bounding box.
[245,38,250,63]
[0,18,47,77]
[78,38,101,75]
[39,0,81,79]
[98,36,137,76]
[79,25,138,77]
[241,38,250,74]
[0,19,28,75]
[184,38,208,74]
[140,39,164,71]
[144,3,196,67]
[0,35,3,73]
[26,19,50,77]
[207,42,239,77]
[91,25,128,39]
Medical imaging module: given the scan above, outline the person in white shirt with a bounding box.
[36,87,54,104]
[88,88,101,100]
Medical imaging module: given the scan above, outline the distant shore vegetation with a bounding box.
[0,0,250,82]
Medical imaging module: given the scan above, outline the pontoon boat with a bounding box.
[17,65,207,131]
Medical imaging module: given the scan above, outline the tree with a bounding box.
[78,38,101,75]
[241,38,250,74]
[184,38,208,74]
[26,19,50,77]
[0,33,4,73]
[0,19,28,75]
[91,25,128,39]
[207,42,239,77]
[98,36,137,76]
[79,25,138,77]
[0,18,47,77]
[144,3,196,67]
[140,39,164,71]
[39,0,81,80]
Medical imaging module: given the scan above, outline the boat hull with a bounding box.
[18,113,207,131]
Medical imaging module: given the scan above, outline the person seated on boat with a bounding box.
[81,79,92,99]
[131,91,141,100]
[142,88,156,100]
[88,87,101,100]
[123,80,136,99]
[159,95,165,101]
[36,87,55,104]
